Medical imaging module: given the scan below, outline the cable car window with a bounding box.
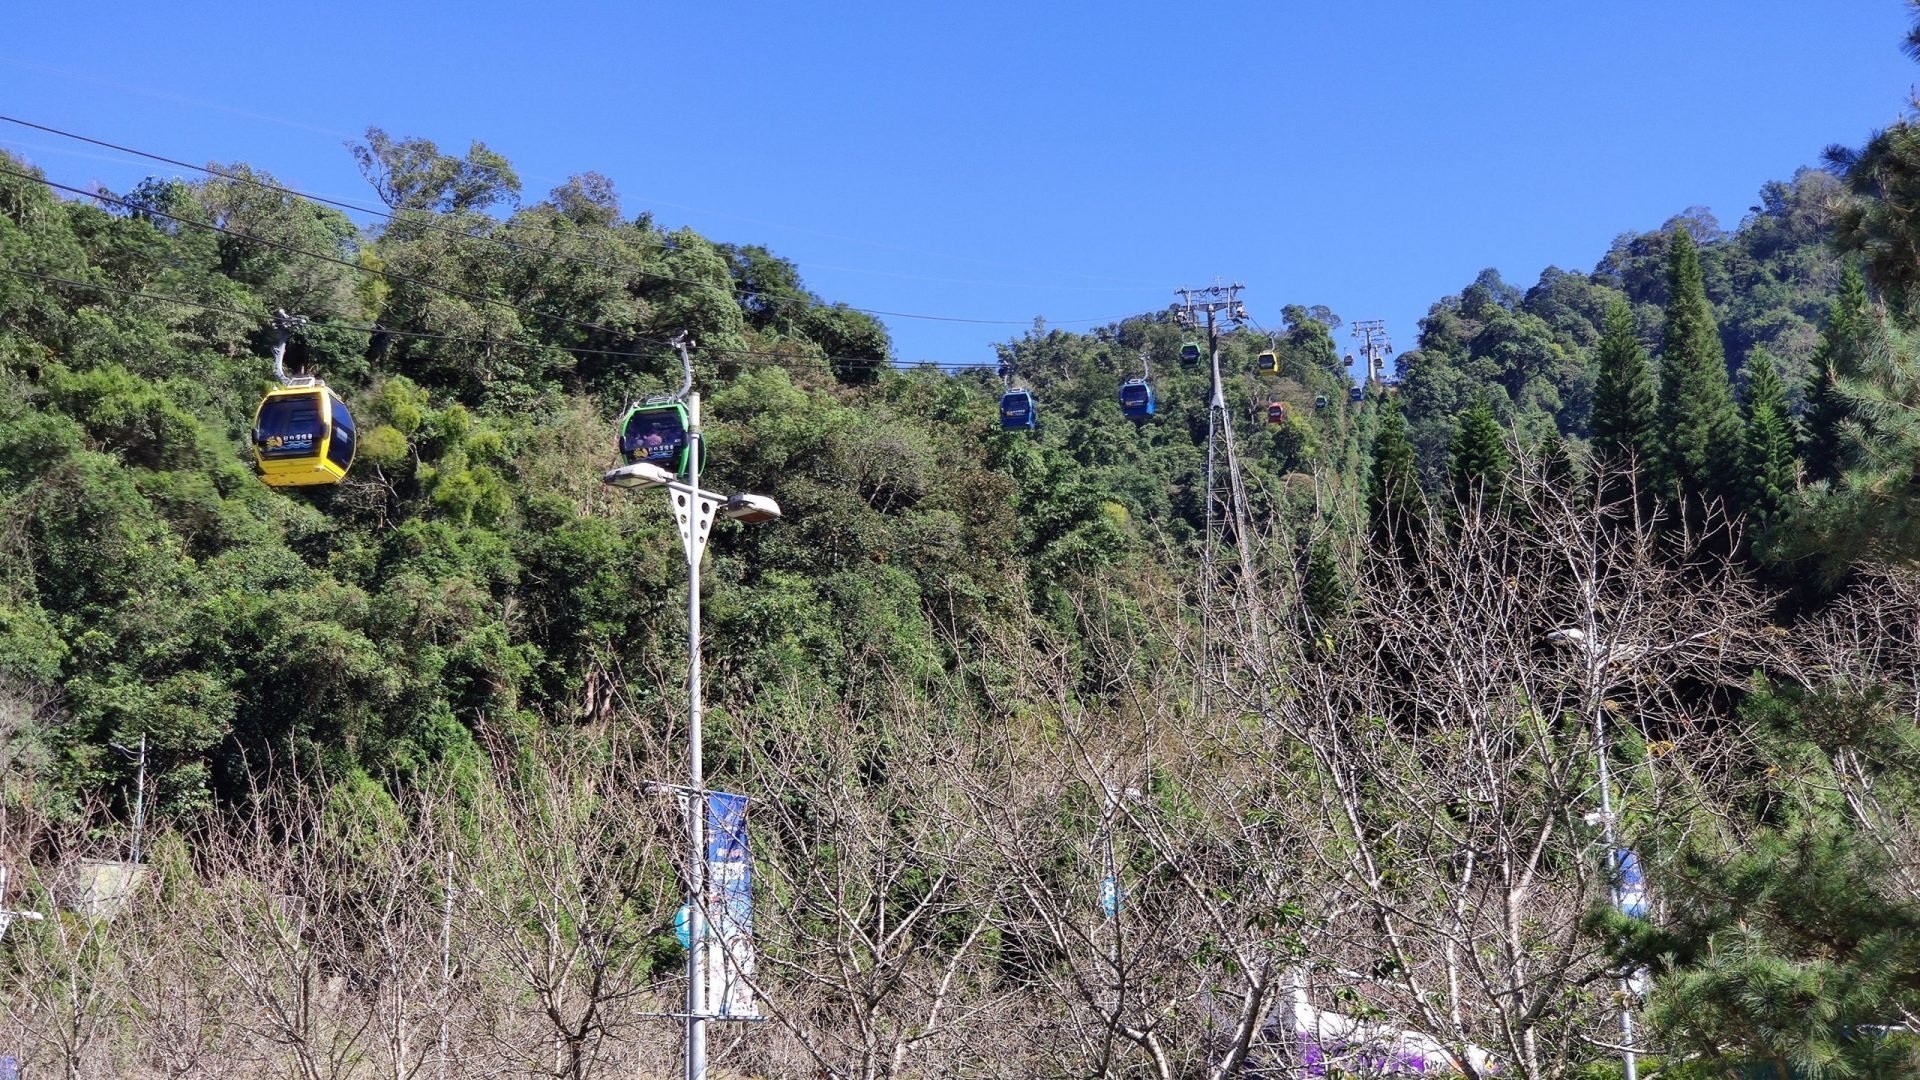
[621,409,687,463]
[326,394,356,470]
[256,393,324,459]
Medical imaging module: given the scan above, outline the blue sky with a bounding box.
[3,2,1916,370]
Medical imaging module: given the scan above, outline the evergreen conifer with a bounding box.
[1448,393,1510,512]
[1537,428,1575,494]
[1741,347,1798,529]
[1804,261,1872,483]
[1367,395,1422,558]
[1590,297,1657,504]
[1591,298,1657,461]
[1655,229,1745,512]
[1300,537,1345,637]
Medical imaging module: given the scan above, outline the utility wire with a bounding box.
[0,162,638,340]
[0,264,997,373]
[0,163,996,373]
[0,115,1137,328]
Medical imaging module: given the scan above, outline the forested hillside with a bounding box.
[10,25,1920,1079]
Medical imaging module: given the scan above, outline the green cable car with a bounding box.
[1179,341,1203,367]
[617,400,702,478]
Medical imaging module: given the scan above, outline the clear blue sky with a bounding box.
[3,2,1916,370]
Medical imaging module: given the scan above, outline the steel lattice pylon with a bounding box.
[1176,285,1262,715]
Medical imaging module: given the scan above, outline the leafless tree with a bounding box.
[728,670,1010,1080]
[452,726,680,1079]
[3,823,141,1079]
[1211,461,1773,1079]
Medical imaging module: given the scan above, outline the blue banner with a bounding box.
[705,792,756,1017]
[1614,849,1648,918]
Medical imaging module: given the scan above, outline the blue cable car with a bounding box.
[1179,341,1203,367]
[1118,379,1156,419]
[999,388,1038,431]
[1350,385,1365,403]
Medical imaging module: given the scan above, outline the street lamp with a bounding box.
[1550,626,1640,1080]
[602,388,779,1080]
[0,866,42,940]
[0,863,43,1079]
[108,733,147,865]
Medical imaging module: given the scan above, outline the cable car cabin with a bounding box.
[1314,394,1329,410]
[1257,350,1279,375]
[253,384,355,487]
[1344,354,1356,367]
[1349,385,1365,403]
[1267,400,1289,425]
[999,388,1038,431]
[618,401,702,478]
[1179,341,1203,367]
[1118,379,1156,419]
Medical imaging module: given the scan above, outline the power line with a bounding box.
[0,264,996,374]
[0,162,643,342]
[0,115,1138,328]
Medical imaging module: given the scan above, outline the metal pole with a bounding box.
[131,733,146,865]
[1594,706,1638,1080]
[685,391,708,1080]
[1199,310,1218,719]
[439,850,452,1080]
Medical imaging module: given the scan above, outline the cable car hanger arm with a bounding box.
[270,309,309,386]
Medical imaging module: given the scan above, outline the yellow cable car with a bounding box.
[252,381,356,486]
[249,311,355,487]
[1257,350,1279,375]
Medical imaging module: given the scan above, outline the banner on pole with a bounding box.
[705,791,757,1018]
[1613,849,1648,919]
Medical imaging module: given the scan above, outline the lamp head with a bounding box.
[602,462,674,488]
[721,492,781,524]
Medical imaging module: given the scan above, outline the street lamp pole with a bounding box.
[602,346,780,1080]
[109,733,147,865]
[1553,627,1638,1080]
[1593,714,1638,1080]
[682,391,709,1080]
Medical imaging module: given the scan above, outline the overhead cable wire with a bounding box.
[0,115,1137,327]
[0,88,1136,288]
[0,264,997,373]
[0,162,690,344]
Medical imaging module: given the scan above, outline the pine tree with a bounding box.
[1589,297,1657,504]
[1367,395,1422,558]
[1299,537,1345,642]
[1655,228,1745,512]
[1741,347,1798,530]
[1804,261,1871,483]
[1805,311,1920,566]
[1537,428,1575,494]
[1448,393,1510,512]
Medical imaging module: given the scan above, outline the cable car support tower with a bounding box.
[1351,319,1391,389]
[1175,284,1259,715]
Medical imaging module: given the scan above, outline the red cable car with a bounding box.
[1267,400,1289,425]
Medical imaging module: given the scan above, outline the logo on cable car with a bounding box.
[265,432,316,450]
